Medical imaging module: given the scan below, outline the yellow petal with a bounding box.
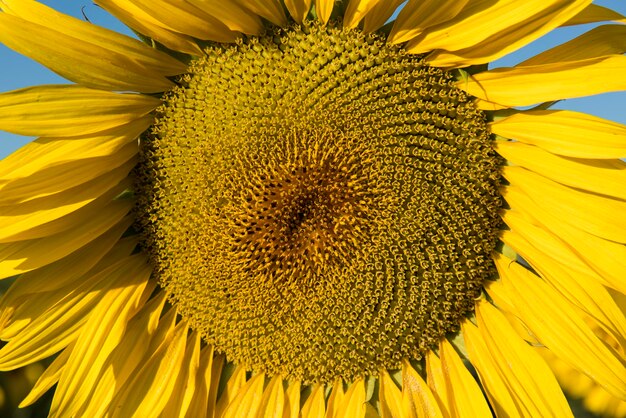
[0,85,157,137]
[301,384,326,418]
[207,354,226,418]
[461,321,519,417]
[379,370,403,418]
[95,0,202,55]
[425,0,592,67]
[497,141,626,200]
[325,380,345,418]
[50,266,153,418]
[401,360,445,418]
[0,206,132,280]
[19,343,72,408]
[459,55,626,107]
[501,227,626,353]
[186,345,216,418]
[335,378,366,418]
[237,0,288,26]
[0,118,149,182]
[475,300,574,417]
[0,254,146,370]
[284,0,312,23]
[490,110,626,159]
[223,373,266,417]
[125,0,238,42]
[186,0,264,34]
[215,365,249,418]
[502,185,626,295]
[563,3,626,26]
[362,0,404,33]
[503,166,626,243]
[0,0,185,76]
[283,381,301,418]
[0,14,172,93]
[520,24,626,66]
[315,0,334,24]
[257,375,285,418]
[389,0,470,45]
[344,0,385,29]
[438,339,492,418]
[424,350,449,414]
[109,320,190,418]
[408,0,585,54]
[492,253,626,400]
[0,164,133,243]
[161,332,201,418]
[78,292,168,418]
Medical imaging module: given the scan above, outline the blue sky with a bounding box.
[1,0,625,158]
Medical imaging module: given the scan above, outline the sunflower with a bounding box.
[1,0,625,416]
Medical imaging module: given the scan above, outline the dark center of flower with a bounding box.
[135,23,502,384]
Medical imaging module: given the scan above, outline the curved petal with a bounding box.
[0,14,172,93]
[161,332,202,418]
[315,0,334,24]
[222,373,266,417]
[490,110,626,159]
[563,4,626,26]
[491,253,626,400]
[401,360,444,418]
[362,0,404,33]
[0,85,158,137]
[497,141,626,200]
[283,0,312,24]
[19,342,72,407]
[461,55,626,107]
[186,0,264,34]
[344,0,385,29]
[237,0,288,26]
[301,384,326,418]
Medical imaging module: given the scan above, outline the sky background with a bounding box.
[0,0,625,159]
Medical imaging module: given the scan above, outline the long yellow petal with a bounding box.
[95,0,202,55]
[490,110,626,159]
[389,0,470,44]
[502,227,626,353]
[283,381,301,418]
[0,85,158,137]
[503,166,626,243]
[207,354,226,418]
[461,55,626,107]
[401,360,444,418]
[284,0,312,23]
[223,373,266,418]
[520,24,626,66]
[461,321,519,417]
[301,384,326,418]
[50,267,153,418]
[408,0,586,54]
[335,378,366,418]
[215,365,249,418]
[438,339,492,418]
[502,186,626,295]
[126,0,238,42]
[0,14,172,93]
[425,0,592,67]
[362,0,404,33]
[0,206,132,280]
[475,300,574,417]
[186,0,264,34]
[379,370,403,418]
[0,118,149,182]
[563,4,626,26]
[424,351,449,415]
[325,380,345,418]
[257,375,285,418]
[186,345,216,418]
[492,253,626,400]
[19,343,72,408]
[344,0,385,29]
[0,254,145,370]
[237,0,288,26]
[78,292,168,418]
[497,141,626,200]
[161,332,201,418]
[109,320,189,418]
[0,0,185,76]
[315,0,334,24]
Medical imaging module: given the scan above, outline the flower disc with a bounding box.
[136,23,503,383]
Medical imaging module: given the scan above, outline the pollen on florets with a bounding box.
[135,22,502,384]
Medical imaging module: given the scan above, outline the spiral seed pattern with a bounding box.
[136,23,502,383]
